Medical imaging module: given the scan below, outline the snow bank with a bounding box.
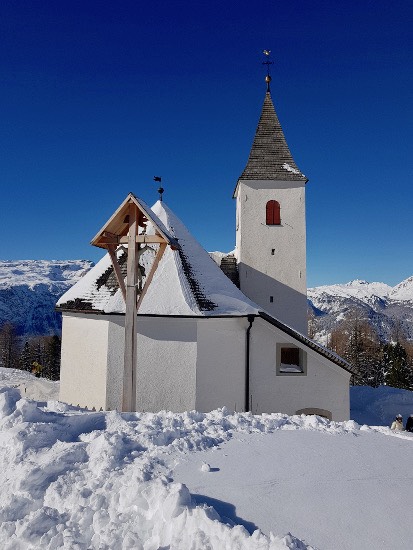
[1,381,412,548]
[2,388,388,550]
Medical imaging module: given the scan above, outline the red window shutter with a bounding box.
[266,201,274,224]
[266,200,280,225]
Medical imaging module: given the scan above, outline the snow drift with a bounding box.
[0,386,372,550]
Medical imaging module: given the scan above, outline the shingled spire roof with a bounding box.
[239,91,307,183]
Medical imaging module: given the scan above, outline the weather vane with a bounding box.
[153,176,164,201]
[262,50,274,92]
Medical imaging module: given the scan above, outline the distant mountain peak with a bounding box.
[308,276,413,344]
[0,260,93,336]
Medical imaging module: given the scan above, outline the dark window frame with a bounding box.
[276,343,307,376]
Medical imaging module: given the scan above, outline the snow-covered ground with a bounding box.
[1,369,413,549]
[0,367,59,402]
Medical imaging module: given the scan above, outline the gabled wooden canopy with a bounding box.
[91,192,179,250]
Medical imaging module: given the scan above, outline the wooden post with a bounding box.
[122,202,139,411]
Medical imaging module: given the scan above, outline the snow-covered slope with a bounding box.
[308,277,413,343]
[389,275,413,301]
[0,260,92,336]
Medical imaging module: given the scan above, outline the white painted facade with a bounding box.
[235,179,308,334]
[59,313,110,410]
[249,317,350,421]
[60,312,350,420]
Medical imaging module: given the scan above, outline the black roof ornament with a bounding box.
[154,176,164,201]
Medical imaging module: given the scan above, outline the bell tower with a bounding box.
[234,58,308,334]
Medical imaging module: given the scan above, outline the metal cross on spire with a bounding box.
[262,50,274,92]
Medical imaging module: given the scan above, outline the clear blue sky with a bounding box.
[1,0,412,287]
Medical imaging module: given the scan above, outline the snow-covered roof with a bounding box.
[235,91,307,195]
[57,200,260,317]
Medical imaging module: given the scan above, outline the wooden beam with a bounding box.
[136,242,167,311]
[103,231,118,238]
[124,235,167,244]
[107,245,126,302]
[98,237,118,245]
[98,235,168,246]
[122,202,139,412]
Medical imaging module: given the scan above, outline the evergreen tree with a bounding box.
[44,335,61,380]
[30,338,47,369]
[329,312,383,387]
[19,341,33,372]
[384,342,413,390]
[0,323,19,369]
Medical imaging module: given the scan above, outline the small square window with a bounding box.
[277,344,306,375]
[270,296,273,303]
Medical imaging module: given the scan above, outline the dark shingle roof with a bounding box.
[239,92,307,183]
[57,246,218,314]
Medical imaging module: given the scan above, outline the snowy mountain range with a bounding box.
[0,260,93,336]
[308,277,413,344]
[1,260,412,343]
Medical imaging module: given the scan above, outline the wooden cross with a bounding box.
[91,193,179,411]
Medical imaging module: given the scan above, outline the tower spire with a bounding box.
[262,50,273,92]
[237,92,307,183]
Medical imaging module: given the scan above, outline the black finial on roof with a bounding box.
[154,176,164,201]
[262,50,274,92]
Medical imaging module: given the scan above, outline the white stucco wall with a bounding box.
[60,312,349,420]
[106,316,125,411]
[134,317,197,412]
[60,314,198,412]
[103,316,199,412]
[59,313,110,410]
[196,317,247,412]
[235,180,308,334]
[249,317,350,421]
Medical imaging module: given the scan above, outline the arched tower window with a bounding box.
[266,200,281,225]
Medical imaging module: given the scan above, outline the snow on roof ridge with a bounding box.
[148,200,259,316]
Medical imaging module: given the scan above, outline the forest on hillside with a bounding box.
[309,311,413,390]
[0,322,61,381]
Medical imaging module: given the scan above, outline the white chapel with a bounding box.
[57,76,354,420]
